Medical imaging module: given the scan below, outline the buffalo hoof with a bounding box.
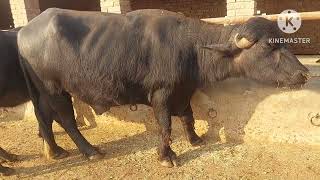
[43,140,69,160]
[0,165,15,176]
[52,148,69,160]
[190,136,204,147]
[160,159,178,168]
[159,150,178,168]
[88,152,104,160]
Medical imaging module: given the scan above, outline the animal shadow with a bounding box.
[14,131,157,177]
[0,103,27,123]
[15,77,318,175]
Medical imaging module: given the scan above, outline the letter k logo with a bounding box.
[286,16,294,27]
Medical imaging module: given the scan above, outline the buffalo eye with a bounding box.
[262,42,277,51]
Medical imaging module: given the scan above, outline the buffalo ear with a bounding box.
[201,44,233,53]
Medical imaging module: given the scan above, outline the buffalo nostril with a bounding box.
[302,72,311,80]
[302,73,308,79]
[295,70,310,80]
[292,71,308,84]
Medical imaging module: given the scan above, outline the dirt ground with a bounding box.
[1,106,320,180]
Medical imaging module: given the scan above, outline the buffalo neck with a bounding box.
[185,19,241,86]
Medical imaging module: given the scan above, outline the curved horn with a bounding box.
[234,33,255,49]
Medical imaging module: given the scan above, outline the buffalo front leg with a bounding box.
[179,104,203,146]
[152,89,177,168]
[48,92,103,160]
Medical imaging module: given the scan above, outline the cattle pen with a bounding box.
[1,0,320,179]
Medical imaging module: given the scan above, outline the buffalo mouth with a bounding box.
[270,71,309,89]
[286,71,310,89]
[287,81,307,89]
[272,80,306,89]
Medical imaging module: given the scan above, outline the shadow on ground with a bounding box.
[12,78,305,177]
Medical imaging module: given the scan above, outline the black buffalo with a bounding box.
[0,28,25,175]
[18,8,309,167]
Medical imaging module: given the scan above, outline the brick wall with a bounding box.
[0,0,14,29]
[257,0,320,54]
[9,0,101,27]
[257,0,320,13]
[5,0,319,54]
[127,0,226,18]
[24,0,41,21]
[39,0,101,12]
[8,0,225,26]
[9,0,40,27]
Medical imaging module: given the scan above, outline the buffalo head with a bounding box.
[233,17,309,87]
[204,17,309,87]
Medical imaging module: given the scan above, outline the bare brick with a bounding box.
[227,0,256,17]
[227,9,236,16]
[235,1,256,9]
[227,2,235,10]
[108,6,121,13]
[100,0,114,7]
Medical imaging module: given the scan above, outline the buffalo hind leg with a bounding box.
[179,104,203,146]
[48,91,103,160]
[152,89,177,168]
[36,95,69,159]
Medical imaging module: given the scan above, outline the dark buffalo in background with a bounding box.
[18,8,309,168]
[0,29,27,108]
[0,28,25,176]
[0,27,95,176]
